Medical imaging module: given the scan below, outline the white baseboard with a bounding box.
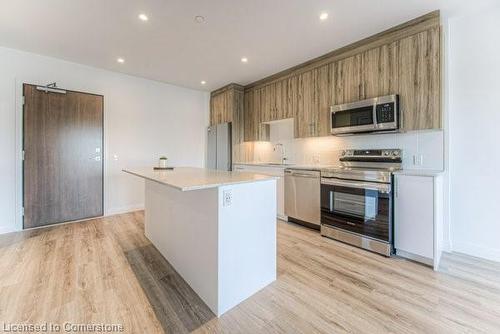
[453,241,500,263]
[0,205,145,236]
[0,225,18,235]
[442,239,452,253]
[105,204,144,216]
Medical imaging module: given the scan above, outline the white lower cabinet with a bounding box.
[233,164,286,220]
[394,173,443,270]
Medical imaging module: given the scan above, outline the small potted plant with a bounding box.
[159,156,168,168]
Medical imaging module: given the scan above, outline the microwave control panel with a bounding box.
[376,102,395,123]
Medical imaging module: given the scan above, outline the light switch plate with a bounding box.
[223,190,232,207]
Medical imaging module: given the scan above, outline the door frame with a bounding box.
[16,81,105,230]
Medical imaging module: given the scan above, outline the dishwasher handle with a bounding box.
[285,169,320,178]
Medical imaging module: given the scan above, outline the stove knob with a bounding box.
[392,150,399,156]
[384,151,390,156]
[341,151,346,156]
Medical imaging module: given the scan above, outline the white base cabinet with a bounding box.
[394,173,443,270]
[233,164,286,220]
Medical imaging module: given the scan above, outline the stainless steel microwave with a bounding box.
[330,95,399,135]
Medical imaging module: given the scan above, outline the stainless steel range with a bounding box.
[320,149,402,256]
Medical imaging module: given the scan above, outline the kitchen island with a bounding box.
[123,167,277,316]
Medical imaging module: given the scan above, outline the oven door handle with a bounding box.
[321,178,391,193]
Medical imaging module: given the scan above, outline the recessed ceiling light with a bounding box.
[117,58,125,64]
[195,16,205,23]
[319,12,328,21]
[201,80,206,85]
[241,57,248,63]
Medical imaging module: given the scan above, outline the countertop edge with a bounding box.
[123,169,278,191]
[393,169,445,177]
[123,169,186,191]
[233,162,334,171]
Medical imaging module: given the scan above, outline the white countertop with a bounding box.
[235,163,445,176]
[393,169,444,177]
[233,162,337,171]
[123,167,277,191]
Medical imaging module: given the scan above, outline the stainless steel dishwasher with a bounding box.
[284,169,321,229]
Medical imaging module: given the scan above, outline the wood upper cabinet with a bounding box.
[226,14,441,141]
[210,89,232,125]
[294,64,331,138]
[286,75,298,121]
[360,43,399,99]
[316,64,332,137]
[332,54,362,105]
[295,70,316,138]
[260,80,291,123]
[398,28,441,130]
[260,84,274,123]
[275,80,290,119]
[209,84,244,161]
[244,89,257,141]
[244,89,269,142]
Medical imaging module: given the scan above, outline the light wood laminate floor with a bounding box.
[1,211,499,333]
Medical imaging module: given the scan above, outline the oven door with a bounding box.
[320,178,392,242]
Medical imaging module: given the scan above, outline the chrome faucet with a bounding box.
[273,143,287,164]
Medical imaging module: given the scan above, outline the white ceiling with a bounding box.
[0,0,496,91]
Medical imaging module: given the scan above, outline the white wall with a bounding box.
[448,6,500,262]
[0,46,209,234]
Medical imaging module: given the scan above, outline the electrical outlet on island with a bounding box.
[223,189,232,207]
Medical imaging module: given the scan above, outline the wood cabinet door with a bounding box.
[276,79,292,120]
[361,43,399,100]
[332,54,362,105]
[274,80,282,120]
[210,91,233,125]
[286,76,298,121]
[261,84,274,123]
[243,90,256,142]
[316,64,332,137]
[210,93,224,125]
[398,28,440,130]
[244,88,269,142]
[295,70,317,138]
[294,66,330,138]
[223,90,233,123]
[257,87,270,141]
[215,93,223,124]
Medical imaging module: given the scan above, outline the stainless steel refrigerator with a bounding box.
[207,123,232,171]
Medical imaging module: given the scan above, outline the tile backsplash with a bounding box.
[234,120,444,170]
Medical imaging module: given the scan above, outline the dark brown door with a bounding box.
[23,84,104,229]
